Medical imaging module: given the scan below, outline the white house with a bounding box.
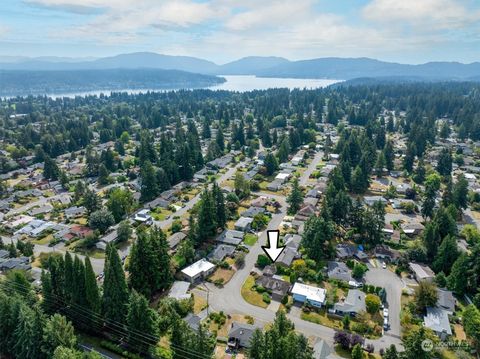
[291,282,326,308]
[134,209,153,225]
[181,259,216,283]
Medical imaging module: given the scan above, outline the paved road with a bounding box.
[299,150,324,186]
[365,265,405,338]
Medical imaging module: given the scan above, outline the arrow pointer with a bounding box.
[262,230,285,263]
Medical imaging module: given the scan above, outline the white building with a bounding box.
[291,282,326,308]
[134,209,153,225]
[181,259,216,283]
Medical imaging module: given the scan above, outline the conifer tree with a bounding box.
[287,177,303,215]
[126,291,159,353]
[84,257,100,316]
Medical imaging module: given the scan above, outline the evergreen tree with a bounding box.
[43,155,60,180]
[13,305,45,359]
[102,243,129,325]
[436,148,452,177]
[140,160,158,202]
[213,182,226,229]
[287,178,303,215]
[84,257,101,316]
[216,126,225,152]
[453,174,469,210]
[302,215,334,262]
[447,254,470,295]
[42,314,77,357]
[383,140,395,171]
[196,188,217,242]
[413,159,426,184]
[264,152,279,175]
[126,291,159,353]
[432,235,459,275]
[83,188,101,214]
[248,328,265,359]
[97,164,110,185]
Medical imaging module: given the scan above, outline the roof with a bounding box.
[228,322,257,348]
[241,206,266,218]
[181,259,215,278]
[424,307,452,335]
[334,289,366,314]
[284,234,302,251]
[277,248,297,267]
[217,229,244,245]
[437,289,455,313]
[234,217,253,229]
[168,281,191,301]
[409,262,435,280]
[255,275,291,296]
[169,232,187,249]
[327,261,352,282]
[209,244,236,261]
[291,282,326,304]
[313,339,339,359]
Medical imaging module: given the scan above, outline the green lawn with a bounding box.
[241,276,268,308]
[300,310,343,330]
[244,233,258,246]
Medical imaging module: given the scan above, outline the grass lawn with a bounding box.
[193,294,207,314]
[209,268,235,285]
[300,310,343,330]
[244,233,258,246]
[32,234,53,245]
[241,275,268,308]
[334,345,381,359]
[151,209,173,221]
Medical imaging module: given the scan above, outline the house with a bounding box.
[402,222,425,236]
[333,289,366,316]
[294,204,316,221]
[291,282,327,308]
[409,262,435,283]
[251,196,268,208]
[168,281,191,301]
[275,172,291,183]
[0,256,31,272]
[183,313,202,331]
[70,225,93,239]
[181,259,216,283]
[241,206,266,218]
[364,196,387,207]
[208,244,236,262]
[145,197,170,209]
[54,227,75,242]
[335,243,357,259]
[276,234,301,267]
[327,261,353,282]
[96,230,118,250]
[0,249,9,259]
[134,209,153,225]
[227,322,257,349]
[267,180,283,192]
[168,232,187,250]
[424,307,452,340]
[207,154,233,170]
[217,229,244,246]
[313,339,339,359]
[374,244,399,262]
[28,204,53,216]
[234,217,253,232]
[255,275,291,301]
[437,289,455,314]
[64,206,86,219]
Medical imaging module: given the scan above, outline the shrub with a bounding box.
[262,293,271,304]
[365,294,381,314]
[281,295,289,305]
[256,254,271,268]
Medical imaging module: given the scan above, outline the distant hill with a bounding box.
[216,56,290,75]
[2,52,480,81]
[0,69,225,97]
[256,57,480,80]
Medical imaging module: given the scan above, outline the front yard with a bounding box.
[241,275,269,308]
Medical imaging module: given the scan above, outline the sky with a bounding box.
[0,0,479,64]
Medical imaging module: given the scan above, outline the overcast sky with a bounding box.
[0,0,479,64]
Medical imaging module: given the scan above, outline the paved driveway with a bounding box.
[365,266,405,338]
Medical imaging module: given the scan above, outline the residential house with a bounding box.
[327,261,353,283]
[234,217,253,232]
[313,339,339,359]
[168,281,191,301]
[267,180,283,192]
[70,225,93,239]
[437,289,455,314]
[294,204,316,222]
[217,229,244,246]
[364,196,388,207]
[241,206,266,218]
[333,289,366,316]
[0,250,9,259]
[227,322,257,349]
[424,307,452,340]
[409,262,435,283]
[291,282,327,308]
[168,232,187,250]
[181,259,216,283]
[28,203,53,216]
[208,244,236,262]
[134,209,153,225]
[255,275,291,301]
[0,256,31,272]
[374,244,400,262]
[402,222,425,236]
[64,206,86,219]
[251,196,268,208]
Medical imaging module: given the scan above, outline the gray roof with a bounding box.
[334,289,366,314]
[168,281,191,301]
[424,307,452,335]
[277,247,297,267]
[437,289,455,313]
[327,261,352,282]
[241,206,266,218]
[217,229,244,245]
[0,249,9,259]
[184,313,202,331]
[255,275,291,296]
[169,232,187,249]
[228,322,258,348]
[284,234,302,251]
[209,244,236,262]
[313,339,339,359]
[234,217,253,230]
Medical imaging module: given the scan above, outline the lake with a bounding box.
[43,75,341,99]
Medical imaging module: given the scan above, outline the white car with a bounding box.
[383,308,389,317]
[382,262,387,269]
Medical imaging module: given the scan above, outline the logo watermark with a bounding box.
[421,339,470,352]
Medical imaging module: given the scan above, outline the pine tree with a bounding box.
[102,243,129,325]
[84,257,100,316]
[13,305,45,359]
[383,140,395,171]
[42,314,77,357]
[213,182,226,229]
[287,178,303,215]
[196,188,217,242]
[140,160,158,202]
[64,252,74,302]
[264,153,279,175]
[126,291,159,353]
[433,235,459,275]
[83,188,101,214]
[43,155,59,180]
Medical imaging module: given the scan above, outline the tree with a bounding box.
[117,220,132,242]
[13,305,45,359]
[453,174,468,210]
[97,164,109,185]
[287,178,303,215]
[212,182,226,229]
[83,188,101,214]
[351,165,369,194]
[126,291,159,353]
[196,188,217,243]
[436,148,452,177]
[44,155,59,180]
[365,294,381,314]
[447,254,469,295]
[383,344,399,359]
[264,153,279,175]
[432,235,459,275]
[352,263,368,279]
[140,160,158,202]
[102,243,129,325]
[413,159,426,184]
[414,281,438,312]
[302,215,334,262]
[248,328,265,359]
[234,173,250,199]
[383,140,395,171]
[375,151,385,177]
[463,305,480,351]
[107,188,133,223]
[351,344,364,359]
[42,314,77,357]
[88,208,114,234]
[402,326,438,359]
[422,222,440,261]
[84,257,100,316]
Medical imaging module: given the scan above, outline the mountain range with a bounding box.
[2,52,480,80]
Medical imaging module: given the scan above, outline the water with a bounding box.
[38,75,341,99]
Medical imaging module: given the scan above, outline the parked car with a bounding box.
[382,262,387,269]
[383,317,389,330]
[383,308,389,317]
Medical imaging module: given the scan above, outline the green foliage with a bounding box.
[88,208,114,234]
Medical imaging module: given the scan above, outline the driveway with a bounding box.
[365,266,405,338]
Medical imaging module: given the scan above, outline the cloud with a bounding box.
[362,0,480,29]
